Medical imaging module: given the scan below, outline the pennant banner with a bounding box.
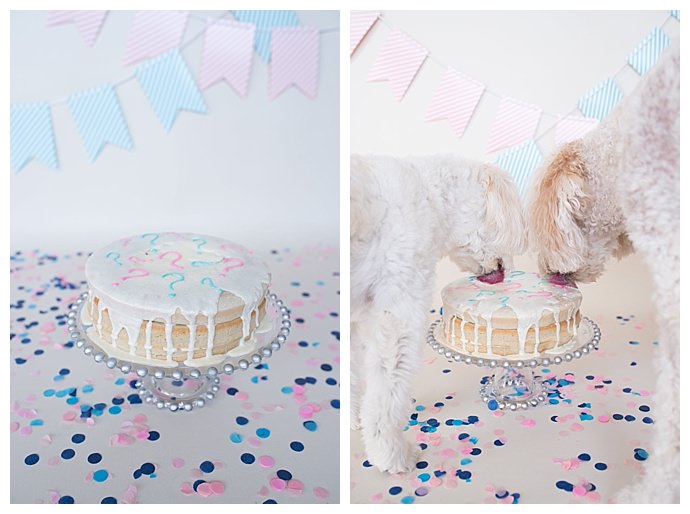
[368,30,428,102]
[233,10,300,63]
[495,139,542,200]
[627,27,671,76]
[123,11,189,66]
[670,10,680,21]
[554,115,599,146]
[68,84,133,161]
[425,68,484,139]
[269,26,321,100]
[135,49,207,132]
[486,97,542,153]
[350,11,380,55]
[11,103,59,172]
[577,78,623,120]
[199,19,255,95]
[47,11,108,47]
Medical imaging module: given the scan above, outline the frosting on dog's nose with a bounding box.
[476,262,504,284]
[548,272,578,288]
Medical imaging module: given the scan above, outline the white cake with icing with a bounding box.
[84,232,271,364]
[441,271,582,358]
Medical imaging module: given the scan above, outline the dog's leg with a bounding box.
[360,308,423,474]
[350,319,364,430]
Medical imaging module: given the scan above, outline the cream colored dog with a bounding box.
[529,41,679,503]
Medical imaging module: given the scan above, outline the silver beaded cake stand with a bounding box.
[66,290,291,413]
[427,316,601,411]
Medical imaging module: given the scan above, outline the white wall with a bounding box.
[10,10,340,252]
[351,10,677,307]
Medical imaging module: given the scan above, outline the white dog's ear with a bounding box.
[529,141,589,274]
[484,165,527,259]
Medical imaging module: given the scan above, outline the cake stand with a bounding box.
[426,316,601,411]
[65,290,291,413]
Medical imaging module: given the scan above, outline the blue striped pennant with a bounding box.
[495,139,542,201]
[627,27,671,76]
[10,102,59,172]
[577,78,623,121]
[670,10,680,21]
[135,49,207,132]
[232,10,299,62]
[68,84,133,161]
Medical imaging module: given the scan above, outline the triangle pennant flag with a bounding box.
[554,115,599,146]
[232,10,300,63]
[350,11,380,55]
[627,27,671,76]
[577,78,623,120]
[670,10,680,21]
[425,68,485,139]
[46,11,108,47]
[123,11,189,66]
[367,30,428,102]
[486,97,542,153]
[135,49,208,132]
[269,26,321,100]
[495,139,542,201]
[68,84,133,161]
[11,102,59,172]
[199,19,255,95]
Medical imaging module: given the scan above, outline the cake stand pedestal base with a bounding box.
[479,365,548,411]
[136,376,221,412]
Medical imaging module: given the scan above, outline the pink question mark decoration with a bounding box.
[527,290,553,299]
[112,268,149,287]
[219,257,244,277]
[158,251,184,270]
[128,255,148,264]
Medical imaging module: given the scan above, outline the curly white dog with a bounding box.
[351,154,526,473]
[529,41,679,503]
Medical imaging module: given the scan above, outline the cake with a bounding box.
[83,232,271,364]
[441,271,582,358]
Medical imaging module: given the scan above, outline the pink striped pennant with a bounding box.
[46,11,108,47]
[554,115,599,145]
[269,26,320,100]
[367,30,428,102]
[123,11,189,66]
[486,97,542,153]
[425,68,485,139]
[199,19,255,95]
[350,11,380,55]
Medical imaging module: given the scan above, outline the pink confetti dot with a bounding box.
[571,423,584,432]
[258,455,275,468]
[172,457,185,468]
[248,437,262,448]
[287,479,305,496]
[209,481,225,495]
[10,421,19,433]
[270,478,286,492]
[428,477,442,488]
[133,414,147,424]
[573,485,587,496]
[19,426,33,436]
[597,415,610,423]
[444,478,458,489]
[180,482,194,496]
[313,486,329,499]
[47,456,60,466]
[371,492,384,502]
[235,392,249,401]
[62,411,76,422]
[521,419,536,427]
[493,429,504,436]
[190,468,203,479]
[197,483,213,497]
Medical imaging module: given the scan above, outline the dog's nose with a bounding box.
[477,260,504,284]
[547,272,578,287]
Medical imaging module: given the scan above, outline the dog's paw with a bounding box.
[368,441,419,474]
[350,416,362,431]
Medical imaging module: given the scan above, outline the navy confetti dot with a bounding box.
[556,480,574,492]
[277,469,293,481]
[147,431,160,441]
[639,405,650,412]
[416,461,428,469]
[236,416,249,425]
[140,463,155,475]
[71,433,86,444]
[290,441,304,452]
[193,480,206,492]
[240,453,256,464]
[634,448,649,461]
[58,496,74,504]
[101,497,117,504]
[24,453,39,465]
[594,462,608,470]
[578,453,591,461]
[87,453,102,464]
[200,461,215,473]
[61,448,75,460]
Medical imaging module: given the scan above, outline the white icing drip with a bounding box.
[472,313,479,353]
[164,315,173,362]
[144,320,152,359]
[554,310,560,346]
[533,322,541,355]
[459,318,467,352]
[205,313,216,359]
[187,321,197,361]
[450,315,456,343]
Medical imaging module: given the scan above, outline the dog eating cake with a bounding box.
[83,232,271,364]
[441,271,581,358]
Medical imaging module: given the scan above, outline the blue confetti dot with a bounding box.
[147,431,160,441]
[303,420,318,432]
[101,497,117,504]
[43,389,55,397]
[487,399,498,411]
[226,387,238,396]
[634,448,649,461]
[59,368,70,375]
[401,496,415,504]
[71,433,86,444]
[418,473,430,482]
[236,416,249,425]
[416,461,428,469]
[82,385,94,394]
[556,480,574,491]
[277,469,293,481]
[133,469,142,479]
[290,441,304,452]
[330,399,340,409]
[140,463,155,475]
[280,386,293,394]
[24,453,40,465]
[58,496,74,504]
[30,419,44,426]
[263,499,277,504]
[108,405,122,415]
[578,453,591,461]
[193,479,206,492]
[61,448,75,460]
[456,470,471,480]
[66,397,79,405]
[240,453,255,464]
[93,470,109,482]
[230,433,243,443]
[88,453,102,464]
[200,460,215,473]
[642,417,654,424]
[256,428,271,439]
[112,397,124,405]
[362,460,372,468]
[639,405,650,412]
[595,462,608,470]
[494,439,504,447]
[325,378,337,385]
[389,486,402,495]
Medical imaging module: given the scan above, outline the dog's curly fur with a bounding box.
[529,41,679,503]
[351,154,526,473]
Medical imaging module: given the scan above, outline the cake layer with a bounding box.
[441,271,582,358]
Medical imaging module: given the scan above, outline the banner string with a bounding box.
[374,11,677,146]
[44,12,339,108]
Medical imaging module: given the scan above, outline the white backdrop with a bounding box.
[10,10,340,252]
[350,10,677,307]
